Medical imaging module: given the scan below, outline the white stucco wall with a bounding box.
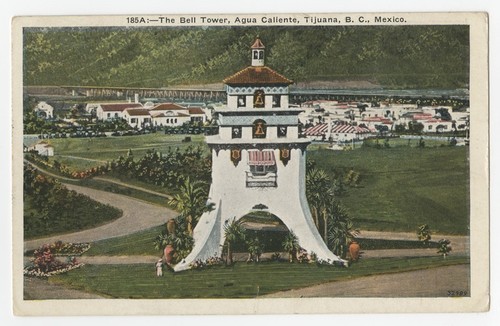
[174,146,345,271]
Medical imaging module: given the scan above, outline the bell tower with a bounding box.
[251,37,265,67]
[174,38,346,271]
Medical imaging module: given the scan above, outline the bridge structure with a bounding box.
[24,85,470,103]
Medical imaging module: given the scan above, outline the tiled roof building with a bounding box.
[223,66,293,85]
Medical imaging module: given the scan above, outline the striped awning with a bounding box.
[248,150,276,166]
[331,124,371,134]
[305,123,371,136]
[304,123,328,136]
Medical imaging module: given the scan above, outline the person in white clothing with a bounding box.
[155,259,163,277]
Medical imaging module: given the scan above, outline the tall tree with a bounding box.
[282,231,300,263]
[168,177,207,235]
[326,200,359,259]
[306,168,334,239]
[223,218,246,265]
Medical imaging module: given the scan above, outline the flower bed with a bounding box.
[189,256,223,269]
[25,241,91,257]
[49,241,91,256]
[24,242,89,277]
[24,262,85,277]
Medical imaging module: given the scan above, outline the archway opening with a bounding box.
[223,210,290,263]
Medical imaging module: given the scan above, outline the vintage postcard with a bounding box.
[12,12,489,315]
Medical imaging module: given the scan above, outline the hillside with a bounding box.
[23,25,469,89]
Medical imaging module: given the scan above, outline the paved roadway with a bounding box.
[24,183,176,251]
[262,264,470,298]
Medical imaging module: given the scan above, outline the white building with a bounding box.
[421,118,454,133]
[188,107,206,124]
[28,141,54,156]
[95,103,143,121]
[360,116,393,131]
[381,103,418,120]
[122,108,152,128]
[149,103,191,127]
[34,101,54,119]
[174,38,345,272]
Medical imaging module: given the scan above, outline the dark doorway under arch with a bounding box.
[230,211,290,259]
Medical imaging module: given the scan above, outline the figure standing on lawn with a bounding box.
[155,259,163,277]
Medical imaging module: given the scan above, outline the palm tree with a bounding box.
[223,218,246,265]
[168,177,207,235]
[246,237,264,262]
[282,231,300,263]
[306,168,333,236]
[326,200,359,259]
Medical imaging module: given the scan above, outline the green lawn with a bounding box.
[49,256,469,299]
[84,221,438,257]
[309,145,469,235]
[85,224,165,256]
[62,177,171,208]
[42,133,208,171]
[28,133,469,235]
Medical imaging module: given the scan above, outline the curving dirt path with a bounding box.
[24,276,106,300]
[24,183,177,251]
[262,264,470,298]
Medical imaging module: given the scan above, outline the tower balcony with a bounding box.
[245,171,277,188]
[245,150,277,188]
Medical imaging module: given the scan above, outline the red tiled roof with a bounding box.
[251,38,265,49]
[413,113,433,120]
[425,118,449,123]
[188,107,204,115]
[223,66,293,85]
[152,112,190,118]
[362,117,392,123]
[150,103,186,111]
[124,108,151,116]
[100,103,143,112]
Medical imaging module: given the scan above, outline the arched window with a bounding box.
[252,119,267,138]
[253,90,265,108]
[258,50,264,60]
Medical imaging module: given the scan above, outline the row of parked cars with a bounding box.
[111,129,154,136]
[38,130,107,139]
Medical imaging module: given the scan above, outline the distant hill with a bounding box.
[23,25,469,89]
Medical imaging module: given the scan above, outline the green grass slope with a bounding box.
[50,256,468,299]
[309,145,469,234]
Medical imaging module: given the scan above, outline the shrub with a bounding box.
[417,224,432,246]
[23,164,122,239]
[437,239,452,257]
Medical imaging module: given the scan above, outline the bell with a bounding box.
[254,123,265,135]
[254,94,264,107]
